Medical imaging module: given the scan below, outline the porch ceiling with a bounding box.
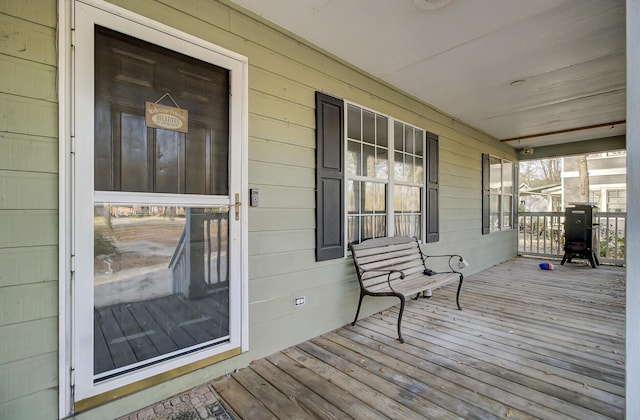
[231,0,626,152]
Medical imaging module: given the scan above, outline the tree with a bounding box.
[519,158,561,188]
[577,154,589,202]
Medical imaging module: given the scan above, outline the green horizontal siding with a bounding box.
[0,133,58,173]
[248,161,314,188]
[0,210,57,248]
[0,55,56,100]
[248,114,315,147]
[0,282,57,326]
[0,0,57,27]
[0,317,58,364]
[0,3,59,418]
[0,389,58,420]
[0,94,57,137]
[0,352,57,403]
[0,170,57,209]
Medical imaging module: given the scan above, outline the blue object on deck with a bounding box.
[539,262,555,270]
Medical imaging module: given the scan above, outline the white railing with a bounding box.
[169,210,229,298]
[518,211,626,265]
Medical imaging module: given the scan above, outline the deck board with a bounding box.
[94,289,230,375]
[211,257,626,419]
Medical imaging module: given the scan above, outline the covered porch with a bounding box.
[124,256,625,419]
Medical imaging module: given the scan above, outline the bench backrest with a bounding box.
[349,236,426,289]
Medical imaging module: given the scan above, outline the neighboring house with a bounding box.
[519,182,562,212]
[562,151,627,211]
[0,1,637,419]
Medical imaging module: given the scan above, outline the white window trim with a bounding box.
[59,0,249,415]
[343,101,427,245]
[489,155,515,232]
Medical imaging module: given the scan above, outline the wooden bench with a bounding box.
[349,236,464,343]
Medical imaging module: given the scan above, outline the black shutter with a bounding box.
[315,92,344,261]
[425,132,439,243]
[482,153,491,235]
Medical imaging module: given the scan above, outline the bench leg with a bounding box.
[588,253,597,269]
[351,293,365,326]
[455,275,463,310]
[397,295,406,344]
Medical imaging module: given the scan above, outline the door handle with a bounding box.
[234,193,241,221]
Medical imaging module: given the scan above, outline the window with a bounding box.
[346,103,429,244]
[315,94,439,260]
[590,190,602,208]
[346,105,389,243]
[607,189,626,212]
[482,154,516,233]
[393,122,424,239]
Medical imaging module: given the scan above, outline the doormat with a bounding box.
[118,384,236,420]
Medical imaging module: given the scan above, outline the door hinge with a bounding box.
[70,136,76,155]
[70,367,75,402]
[70,254,76,273]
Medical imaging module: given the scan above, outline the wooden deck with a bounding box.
[212,257,626,419]
[94,288,229,376]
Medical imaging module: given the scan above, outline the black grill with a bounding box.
[561,203,600,268]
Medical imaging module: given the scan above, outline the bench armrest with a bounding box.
[421,253,467,273]
[360,268,405,293]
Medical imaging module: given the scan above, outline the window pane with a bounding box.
[363,144,376,178]
[347,105,361,140]
[346,180,359,213]
[374,215,387,238]
[394,186,421,212]
[361,215,376,241]
[502,196,512,228]
[502,161,513,195]
[362,110,376,144]
[490,157,502,194]
[360,215,387,240]
[404,157,415,183]
[376,115,388,147]
[414,157,424,183]
[348,216,360,244]
[376,148,389,180]
[415,130,423,155]
[394,214,421,238]
[93,204,229,377]
[404,125,414,154]
[394,121,403,150]
[490,194,500,230]
[394,151,406,181]
[347,140,361,177]
[363,182,386,212]
[607,189,626,212]
[94,27,229,196]
[394,186,422,239]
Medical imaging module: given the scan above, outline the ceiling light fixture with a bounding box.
[412,0,453,11]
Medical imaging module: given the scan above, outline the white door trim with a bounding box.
[59,0,248,415]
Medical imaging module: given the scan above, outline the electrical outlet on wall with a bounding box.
[294,296,305,307]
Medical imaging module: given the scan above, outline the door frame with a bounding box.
[58,0,249,416]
